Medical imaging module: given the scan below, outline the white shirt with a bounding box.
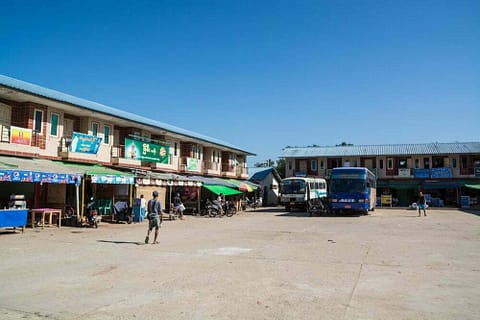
[140,198,147,209]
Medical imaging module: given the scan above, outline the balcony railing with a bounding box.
[221,163,235,173]
[179,156,202,172]
[203,161,220,170]
[0,124,10,143]
[236,166,248,176]
[59,136,72,152]
[460,167,479,176]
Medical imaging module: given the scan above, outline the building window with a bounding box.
[379,159,384,169]
[353,160,358,167]
[399,159,407,169]
[174,142,178,156]
[91,122,99,136]
[34,110,43,133]
[50,112,59,136]
[311,160,317,171]
[320,160,324,170]
[387,158,393,170]
[0,103,12,124]
[415,159,419,168]
[452,158,457,168]
[288,161,292,170]
[424,158,430,169]
[103,126,110,144]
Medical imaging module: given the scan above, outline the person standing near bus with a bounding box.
[417,191,427,217]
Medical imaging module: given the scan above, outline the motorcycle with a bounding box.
[85,198,99,228]
[223,200,237,217]
[205,199,223,218]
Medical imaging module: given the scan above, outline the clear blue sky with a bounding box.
[1,0,479,167]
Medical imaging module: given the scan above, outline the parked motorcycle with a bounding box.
[223,200,237,217]
[205,199,223,218]
[85,198,99,228]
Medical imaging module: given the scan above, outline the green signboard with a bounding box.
[124,138,169,163]
[187,157,199,171]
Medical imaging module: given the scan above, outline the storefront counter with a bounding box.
[0,209,28,232]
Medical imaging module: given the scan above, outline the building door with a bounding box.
[364,159,373,170]
[299,160,307,174]
[63,118,74,137]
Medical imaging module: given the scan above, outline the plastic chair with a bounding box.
[103,199,112,216]
[95,199,105,216]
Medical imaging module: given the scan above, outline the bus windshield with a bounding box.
[330,179,366,193]
[281,179,306,194]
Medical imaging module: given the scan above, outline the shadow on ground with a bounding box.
[459,209,480,217]
[97,240,143,245]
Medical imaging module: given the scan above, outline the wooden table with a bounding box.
[29,208,62,228]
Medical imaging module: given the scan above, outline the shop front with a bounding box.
[59,162,135,220]
[0,155,82,228]
[135,172,202,214]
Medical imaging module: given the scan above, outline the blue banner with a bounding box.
[475,168,480,177]
[0,170,81,184]
[90,174,134,184]
[69,132,102,154]
[414,169,430,178]
[431,168,452,178]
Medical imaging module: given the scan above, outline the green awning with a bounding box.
[203,184,242,196]
[58,162,134,176]
[465,184,480,190]
[58,161,135,184]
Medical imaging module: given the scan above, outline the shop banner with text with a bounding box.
[69,132,102,154]
[125,138,169,163]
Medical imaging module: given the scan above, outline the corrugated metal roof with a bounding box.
[281,142,480,157]
[250,168,273,181]
[0,74,254,155]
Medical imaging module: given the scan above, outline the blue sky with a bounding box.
[1,0,479,167]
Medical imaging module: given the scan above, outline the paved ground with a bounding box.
[1,207,479,320]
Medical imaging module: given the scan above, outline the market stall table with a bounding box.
[29,208,62,228]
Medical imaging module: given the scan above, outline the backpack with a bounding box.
[147,199,159,219]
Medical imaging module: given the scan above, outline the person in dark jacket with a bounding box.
[145,191,162,244]
[417,191,427,217]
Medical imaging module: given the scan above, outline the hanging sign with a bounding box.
[187,157,199,171]
[124,138,169,163]
[70,132,102,154]
[10,126,32,146]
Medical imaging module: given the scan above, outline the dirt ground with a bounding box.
[1,207,479,320]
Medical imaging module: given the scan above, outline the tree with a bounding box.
[254,159,275,168]
[275,159,286,179]
[336,142,353,146]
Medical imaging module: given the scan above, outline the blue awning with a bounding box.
[0,156,81,184]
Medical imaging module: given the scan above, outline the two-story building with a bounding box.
[0,74,254,219]
[282,143,480,207]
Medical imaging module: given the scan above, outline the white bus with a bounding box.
[280,177,327,212]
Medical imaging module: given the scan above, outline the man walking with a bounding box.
[417,191,427,217]
[145,190,162,244]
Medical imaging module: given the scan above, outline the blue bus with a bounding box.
[328,167,376,215]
